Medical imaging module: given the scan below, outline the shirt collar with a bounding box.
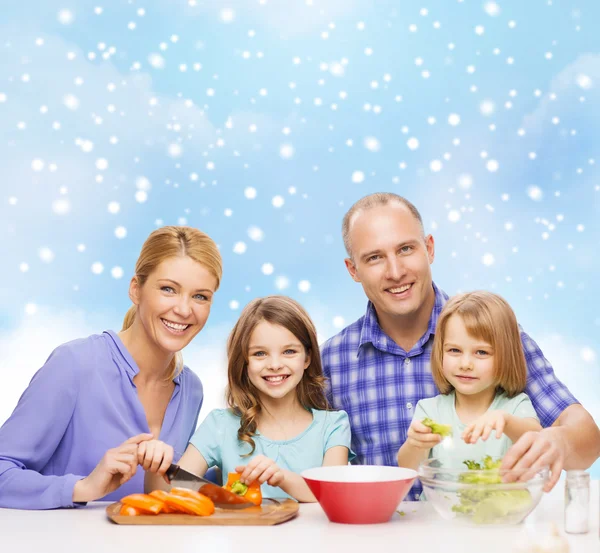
[357,281,449,356]
[104,329,182,385]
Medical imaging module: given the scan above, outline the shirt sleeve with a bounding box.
[320,341,335,408]
[520,328,579,427]
[0,345,86,509]
[323,410,356,462]
[188,409,223,470]
[509,393,540,422]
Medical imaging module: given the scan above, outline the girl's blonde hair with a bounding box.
[431,291,527,397]
[225,295,329,455]
[121,226,222,380]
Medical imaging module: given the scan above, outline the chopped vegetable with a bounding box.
[121,493,165,514]
[149,490,181,513]
[451,456,533,524]
[224,472,262,506]
[119,504,143,516]
[169,487,215,515]
[421,418,453,437]
[118,490,215,517]
[162,492,215,516]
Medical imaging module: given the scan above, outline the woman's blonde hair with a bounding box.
[121,226,222,380]
[431,291,527,397]
[225,295,329,455]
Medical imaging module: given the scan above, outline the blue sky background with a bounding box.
[1,1,599,474]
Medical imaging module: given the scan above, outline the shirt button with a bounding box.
[404,358,411,366]
[406,402,413,409]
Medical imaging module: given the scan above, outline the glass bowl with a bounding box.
[418,458,549,525]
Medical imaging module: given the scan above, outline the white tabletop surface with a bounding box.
[1,480,598,553]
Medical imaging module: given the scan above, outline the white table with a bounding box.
[1,481,598,553]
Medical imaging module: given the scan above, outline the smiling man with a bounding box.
[321,192,600,500]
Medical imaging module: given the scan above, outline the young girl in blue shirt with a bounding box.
[144,295,353,501]
[397,291,542,471]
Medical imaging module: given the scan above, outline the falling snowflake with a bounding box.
[351,171,365,183]
[527,186,543,201]
[298,280,311,292]
[248,226,264,241]
[91,262,104,274]
[482,253,495,266]
[262,263,274,275]
[233,242,247,254]
[407,138,420,150]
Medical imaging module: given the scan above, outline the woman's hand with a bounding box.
[462,410,507,444]
[137,439,174,476]
[73,433,153,503]
[235,455,285,487]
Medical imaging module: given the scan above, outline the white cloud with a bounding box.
[178,0,362,36]
[523,54,600,134]
[0,310,229,428]
[535,333,600,425]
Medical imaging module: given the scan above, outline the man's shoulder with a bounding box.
[321,315,365,357]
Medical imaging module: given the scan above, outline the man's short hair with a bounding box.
[342,192,425,258]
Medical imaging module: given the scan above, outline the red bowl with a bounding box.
[302,465,417,524]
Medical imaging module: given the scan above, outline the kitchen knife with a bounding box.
[165,464,256,510]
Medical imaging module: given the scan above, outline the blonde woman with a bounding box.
[0,226,222,509]
[145,296,353,502]
[397,291,542,471]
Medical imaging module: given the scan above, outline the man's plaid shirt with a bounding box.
[321,282,578,500]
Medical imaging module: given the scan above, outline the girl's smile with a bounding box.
[247,321,310,401]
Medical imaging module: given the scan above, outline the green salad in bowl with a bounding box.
[418,456,548,525]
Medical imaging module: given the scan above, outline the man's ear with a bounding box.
[344,257,361,283]
[425,234,435,264]
[128,276,141,306]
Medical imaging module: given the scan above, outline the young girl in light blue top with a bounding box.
[146,295,354,502]
[397,291,542,471]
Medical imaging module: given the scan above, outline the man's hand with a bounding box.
[500,427,566,492]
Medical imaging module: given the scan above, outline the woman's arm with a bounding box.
[0,347,86,509]
[144,444,209,493]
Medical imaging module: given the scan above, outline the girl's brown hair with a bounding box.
[431,291,527,397]
[121,226,222,380]
[225,295,329,455]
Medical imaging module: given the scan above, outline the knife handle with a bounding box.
[165,463,179,481]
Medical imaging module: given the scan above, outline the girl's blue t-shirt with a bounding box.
[190,408,355,498]
[413,390,539,468]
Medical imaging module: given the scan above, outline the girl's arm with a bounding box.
[396,441,431,471]
[503,415,542,444]
[144,443,209,493]
[397,418,443,471]
[278,445,349,503]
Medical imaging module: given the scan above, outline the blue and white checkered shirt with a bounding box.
[321,282,579,500]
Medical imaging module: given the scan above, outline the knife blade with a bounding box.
[165,464,255,510]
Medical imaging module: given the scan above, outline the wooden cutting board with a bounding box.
[106,498,299,526]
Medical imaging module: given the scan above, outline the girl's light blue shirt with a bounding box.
[413,390,539,468]
[190,408,355,498]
